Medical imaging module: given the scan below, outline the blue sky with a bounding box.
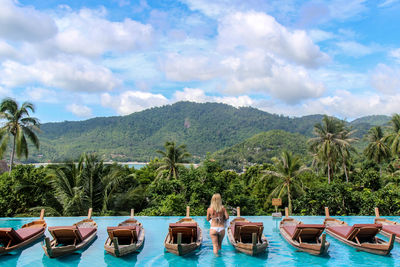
[1,0,400,122]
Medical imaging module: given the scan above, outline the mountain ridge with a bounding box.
[27,101,390,163]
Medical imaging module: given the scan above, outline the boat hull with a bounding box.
[0,227,45,254]
[280,227,329,255]
[325,228,394,255]
[104,228,145,257]
[227,225,268,256]
[380,229,400,243]
[164,228,202,256]
[42,230,97,258]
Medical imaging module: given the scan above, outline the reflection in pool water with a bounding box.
[1,215,400,266]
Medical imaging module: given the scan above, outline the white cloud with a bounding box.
[0,41,18,60]
[179,0,236,17]
[0,0,57,42]
[173,88,253,107]
[265,65,325,104]
[308,29,336,43]
[101,91,168,115]
[222,61,325,104]
[173,88,208,102]
[336,41,374,57]
[370,64,400,95]
[163,53,220,81]
[162,11,327,104]
[328,0,367,21]
[218,11,329,68]
[0,85,11,98]
[25,87,58,103]
[257,90,400,119]
[1,56,120,92]
[379,0,399,7]
[390,48,400,62]
[66,103,92,117]
[54,8,153,57]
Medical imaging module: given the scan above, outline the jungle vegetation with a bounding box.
[1,113,400,217]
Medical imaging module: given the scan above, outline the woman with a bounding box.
[207,193,229,255]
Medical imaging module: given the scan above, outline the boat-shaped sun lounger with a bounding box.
[324,207,394,255]
[227,207,268,256]
[374,207,400,243]
[104,209,145,257]
[280,207,329,255]
[164,206,202,256]
[0,209,46,254]
[43,208,97,258]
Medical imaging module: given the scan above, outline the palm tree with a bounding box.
[365,126,391,177]
[156,141,191,179]
[47,161,86,215]
[308,115,347,184]
[338,126,358,182]
[0,98,40,172]
[261,151,308,214]
[48,153,129,215]
[384,114,400,157]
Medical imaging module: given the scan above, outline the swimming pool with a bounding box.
[1,216,399,266]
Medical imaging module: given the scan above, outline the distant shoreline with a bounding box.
[26,162,199,167]
[27,161,149,166]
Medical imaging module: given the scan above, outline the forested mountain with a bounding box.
[25,102,387,163]
[349,115,391,138]
[212,130,310,171]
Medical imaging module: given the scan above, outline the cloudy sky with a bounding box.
[1,0,400,122]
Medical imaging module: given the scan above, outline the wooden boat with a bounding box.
[280,207,329,255]
[0,209,46,254]
[374,207,400,243]
[43,208,97,258]
[104,209,145,257]
[164,206,202,256]
[324,207,394,255]
[227,207,268,255]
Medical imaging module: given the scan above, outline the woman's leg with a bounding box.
[217,229,225,251]
[210,229,219,255]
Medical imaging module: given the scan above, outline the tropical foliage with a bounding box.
[156,141,191,179]
[47,153,134,215]
[308,116,357,183]
[261,151,308,214]
[0,98,40,172]
[384,114,400,156]
[1,97,400,217]
[364,126,390,176]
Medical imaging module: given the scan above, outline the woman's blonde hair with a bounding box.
[210,193,223,213]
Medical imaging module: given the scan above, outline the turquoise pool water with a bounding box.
[1,216,399,266]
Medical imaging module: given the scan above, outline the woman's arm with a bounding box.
[224,207,229,220]
[206,208,211,221]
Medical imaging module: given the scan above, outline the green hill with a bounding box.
[24,102,389,163]
[212,130,309,171]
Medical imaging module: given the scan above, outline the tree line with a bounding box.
[0,98,400,217]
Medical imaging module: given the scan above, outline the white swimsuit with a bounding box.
[209,218,226,233]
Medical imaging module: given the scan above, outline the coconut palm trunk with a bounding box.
[343,160,349,183]
[327,163,331,184]
[9,134,16,173]
[287,182,292,214]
